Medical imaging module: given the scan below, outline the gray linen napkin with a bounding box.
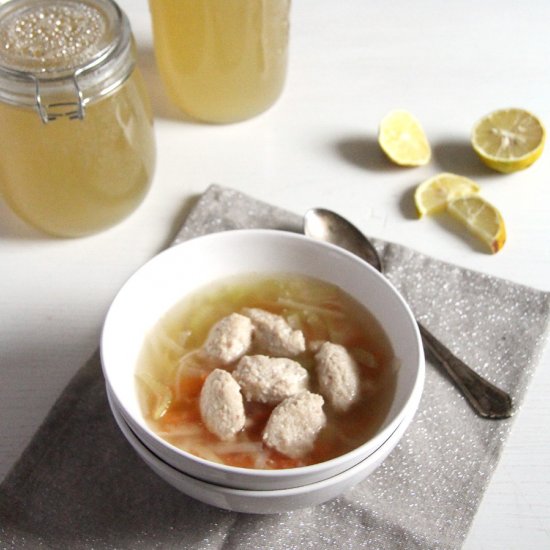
[1,184,549,549]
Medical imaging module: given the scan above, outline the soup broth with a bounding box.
[136,273,397,469]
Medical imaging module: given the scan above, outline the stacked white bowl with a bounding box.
[101,230,424,513]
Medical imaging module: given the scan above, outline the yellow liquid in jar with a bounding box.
[149,0,290,123]
[0,70,155,237]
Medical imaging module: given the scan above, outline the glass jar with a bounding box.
[0,0,156,237]
[149,0,291,124]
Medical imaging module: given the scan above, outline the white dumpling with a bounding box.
[202,313,253,364]
[233,355,308,404]
[262,391,326,459]
[315,342,360,412]
[199,369,245,440]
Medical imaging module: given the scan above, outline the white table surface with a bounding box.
[1,0,549,547]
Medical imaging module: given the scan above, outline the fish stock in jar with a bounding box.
[0,0,156,237]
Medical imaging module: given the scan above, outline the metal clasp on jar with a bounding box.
[32,69,85,124]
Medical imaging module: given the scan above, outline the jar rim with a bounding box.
[0,0,134,120]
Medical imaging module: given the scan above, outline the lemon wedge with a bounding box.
[378,110,431,166]
[414,173,480,217]
[471,108,545,173]
[447,195,506,253]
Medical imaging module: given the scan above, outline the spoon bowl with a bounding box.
[303,208,382,272]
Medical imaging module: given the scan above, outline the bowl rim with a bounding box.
[101,228,424,479]
[107,382,417,497]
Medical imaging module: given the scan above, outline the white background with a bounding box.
[1,0,549,547]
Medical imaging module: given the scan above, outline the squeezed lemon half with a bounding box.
[378,110,431,166]
[414,173,480,217]
[447,195,506,253]
[471,108,545,173]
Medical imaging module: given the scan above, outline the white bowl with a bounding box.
[101,229,424,490]
[107,384,415,514]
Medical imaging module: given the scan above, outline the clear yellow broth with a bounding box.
[137,273,398,470]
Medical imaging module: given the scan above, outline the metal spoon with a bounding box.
[304,207,513,419]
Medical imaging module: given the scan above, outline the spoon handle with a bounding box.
[417,322,513,419]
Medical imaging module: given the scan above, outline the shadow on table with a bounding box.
[332,134,501,181]
[333,135,400,173]
[431,139,502,178]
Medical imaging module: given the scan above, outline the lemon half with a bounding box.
[378,110,431,166]
[471,108,545,173]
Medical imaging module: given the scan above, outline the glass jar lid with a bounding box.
[0,0,134,122]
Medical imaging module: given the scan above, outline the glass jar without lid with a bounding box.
[0,0,156,237]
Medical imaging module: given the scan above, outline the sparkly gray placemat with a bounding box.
[1,184,549,550]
